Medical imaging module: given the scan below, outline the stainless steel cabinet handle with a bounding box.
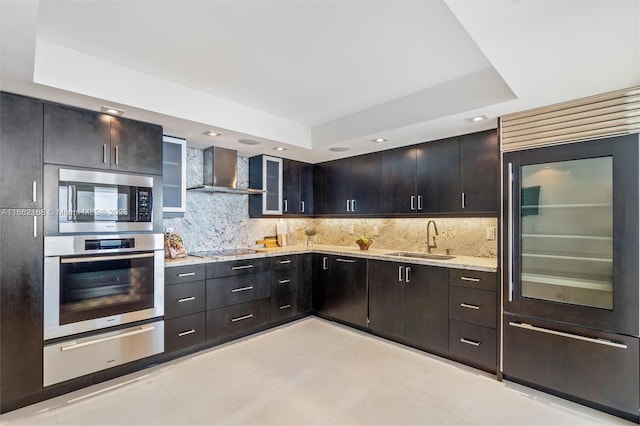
[231,265,253,270]
[398,266,404,282]
[346,199,351,212]
[61,252,155,263]
[405,267,411,283]
[280,260,291,264]
[231,314,254,322]
[461,277,480,282]
[103,144,108,163]
[32,181,37,203]
[300,201,305,213]
[460,303,480,310]
[279,304,291,310]
[178,272,196,277]
[410,195,416,211]
[336,258,356,263]
[508,322,628,349]
[33,216,37,237]
[322,257,328,270]
[177,296,196,303]
[115,145,120,165]
[61,325,155,351]
[460,338,480,347]
[178,329,196,337]
[279,279,291,284]
[508,163,514,302]
[417,195,423,211]
[461,192,466,209]
[284,199,288,212]
[231,286,254,293]
[351,200,356,212]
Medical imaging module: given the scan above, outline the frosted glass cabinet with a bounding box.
[162,135,186,213]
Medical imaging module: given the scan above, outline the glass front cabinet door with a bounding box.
[503,134,639,336]
[162,135,186,213]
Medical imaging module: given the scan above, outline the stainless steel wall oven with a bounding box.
[44,233,164,340]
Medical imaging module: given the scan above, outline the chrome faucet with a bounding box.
[426,220,438,254]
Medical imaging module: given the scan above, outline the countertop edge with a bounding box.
[165,245,498,272]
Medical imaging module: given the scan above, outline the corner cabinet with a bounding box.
[249,155,283,217]
[162,135,187,213]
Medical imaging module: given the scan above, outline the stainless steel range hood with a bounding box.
[187,146,265,194]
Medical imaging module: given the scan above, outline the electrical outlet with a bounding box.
[486,226,496,240]
[373,225,379,236]
[349,225,355,235]
[165,227,174,233]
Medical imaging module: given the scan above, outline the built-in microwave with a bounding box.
[51,168,156,233]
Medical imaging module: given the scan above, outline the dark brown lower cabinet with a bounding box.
[368,260,406,338]
[448,320,496,370]
[206,298,271,343]
[404,264,448,353]
[503,314,639,419]
[165,312,206,354]
[271,292,298,322]
[328,256,367,328]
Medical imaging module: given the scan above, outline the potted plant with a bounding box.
[304,227,317,246]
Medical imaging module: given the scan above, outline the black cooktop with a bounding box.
[188,249,258,258]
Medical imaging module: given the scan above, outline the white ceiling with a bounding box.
[1,0,638,163]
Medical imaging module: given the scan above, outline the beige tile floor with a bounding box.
[0,317,633,426]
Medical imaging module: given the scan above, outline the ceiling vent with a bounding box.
[500,86,640,152]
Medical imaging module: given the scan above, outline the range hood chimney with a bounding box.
[187,146,265,194]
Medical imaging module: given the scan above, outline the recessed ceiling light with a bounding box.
[372,138,387,143]
[238,139,261,146]
[466,115,488,123]
[274,147,286,151]
[330,147,350,152]
[204,130,222,137]
[101,106,124,116]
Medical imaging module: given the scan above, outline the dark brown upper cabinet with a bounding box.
[44,103,162,175]
[282,159,314,216]
[316,152,381,215]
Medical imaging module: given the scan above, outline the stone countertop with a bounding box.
[165,244,497,272]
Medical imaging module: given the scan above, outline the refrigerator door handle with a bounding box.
[508,322,628,349]
[508,162,514,302]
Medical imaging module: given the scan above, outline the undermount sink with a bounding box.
[388,252,456,260]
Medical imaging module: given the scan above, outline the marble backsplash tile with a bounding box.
[163,148,497,257]
[312,217,498,258]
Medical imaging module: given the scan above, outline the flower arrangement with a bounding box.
[355,236,373,250]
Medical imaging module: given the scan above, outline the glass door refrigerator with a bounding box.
[502,133,639,421]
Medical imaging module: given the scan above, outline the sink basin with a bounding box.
[388,252,456,260]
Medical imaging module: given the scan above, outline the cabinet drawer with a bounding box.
[449,269,496,292]
[165,312,206,354]
[270,255,298,272]
[165,281,206,320]
[206,257,270,279]
[206,272,270,309]
[270,270,298,296]
[271,292,298,322]
[43,321,164,386]
[448,320,496,370]
[504,314,639,416]
[165,264,205,285]
[449,286,496,329]
[206,298,271,343]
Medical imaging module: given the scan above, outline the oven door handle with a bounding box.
[60,325,156,351]
[60,252,156,264]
